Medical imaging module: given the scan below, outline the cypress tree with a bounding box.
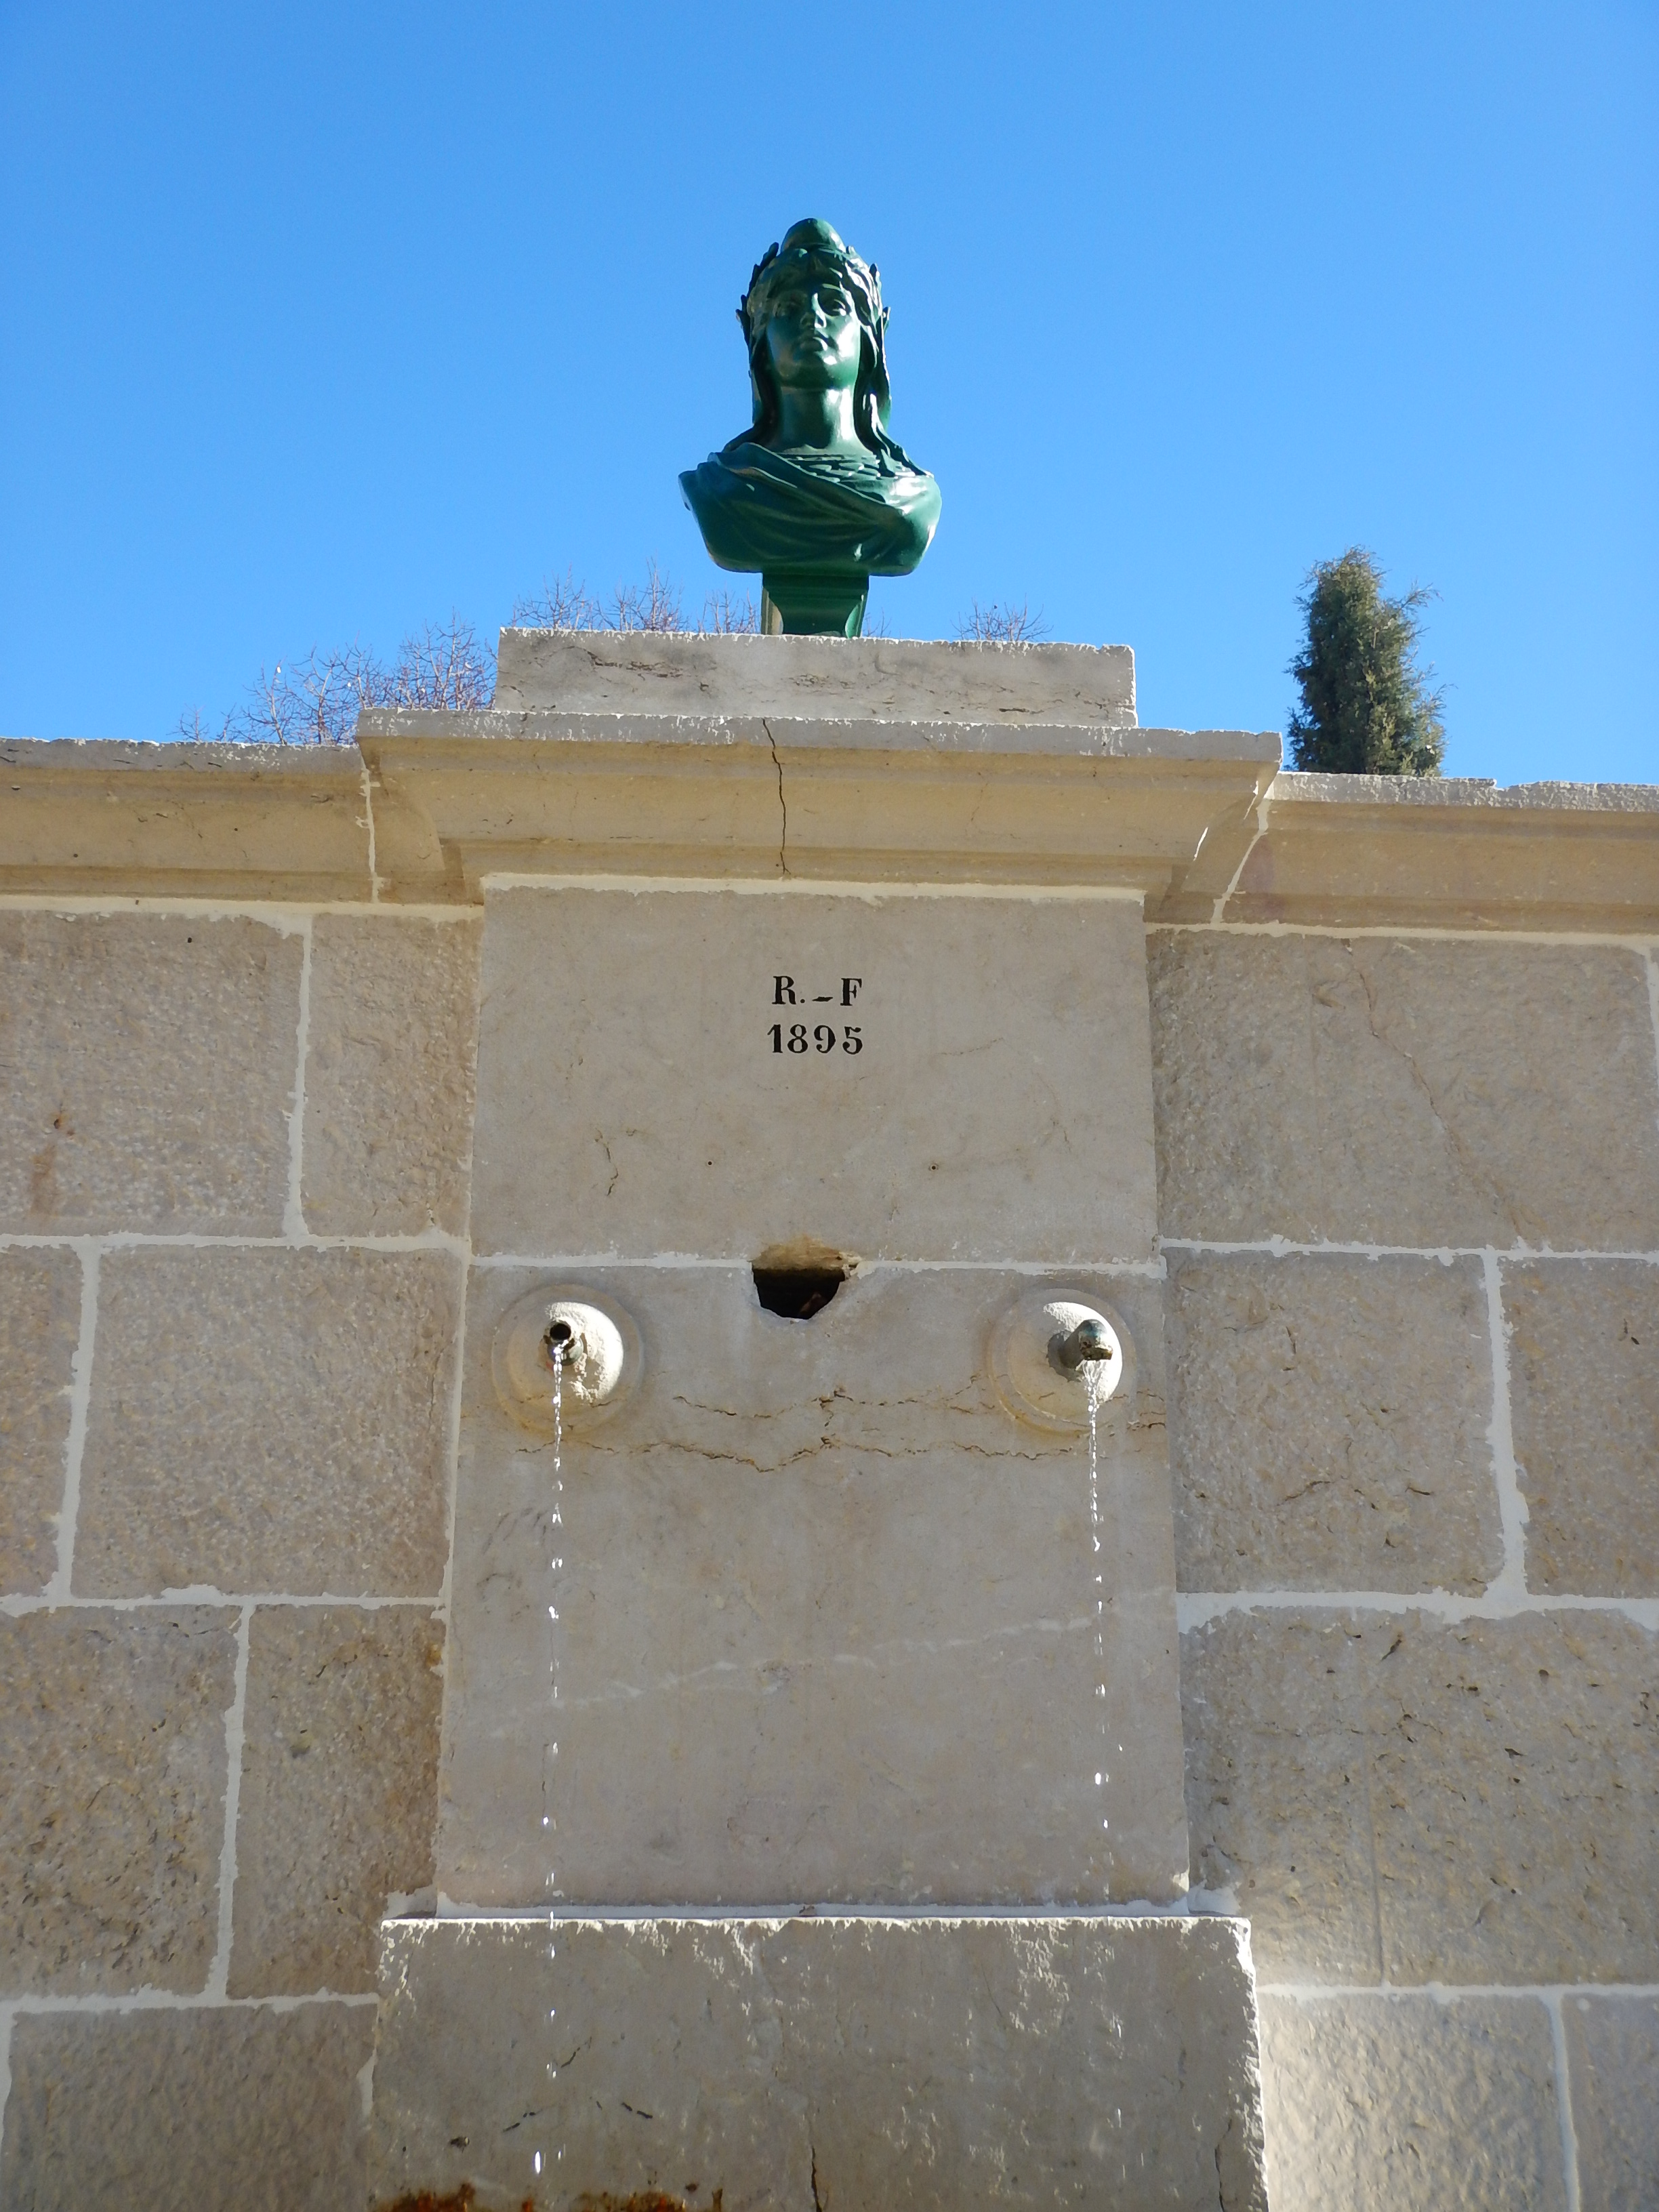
[1288,548,1445,775]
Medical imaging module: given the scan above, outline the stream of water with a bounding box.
[533,1343,565,2193]
[1088,1366,1109,1856]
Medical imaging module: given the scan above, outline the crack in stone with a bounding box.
[581,1433,1061,1472]
[764,718,788,877]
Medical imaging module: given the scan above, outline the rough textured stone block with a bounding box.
[1183,1610,1381,1979]
[1565,1994,1659,2212]
[1506,1260,1659,1597]
[0,2000,373,2211]
[229,1603,445,1996]
[441,1264,1187,1910]
[1259,1992,1566,2211]
[0,911,301,1234]
[371,1914,1267,2212]
[1148,931,1659,1250]
[1183,1607,1659,1986]
[0,1244,81,1593]
[0,1606,235,1994]
[1166,1250,1500,1592]
[75,1246,461,1597]
[472,887,1159,1264]
[1370,1610,1659,1983]
[301,913,481,1236]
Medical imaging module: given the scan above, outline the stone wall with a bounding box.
[0,903,480,2211]
[1,718,1656,2209]
[1153,926,1659,2212]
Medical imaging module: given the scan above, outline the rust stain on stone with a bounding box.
[375,2188,482,2212]
[574,2194,710,2212]
[377,2175,718,2212]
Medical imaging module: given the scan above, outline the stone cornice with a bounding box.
[1223,773,1659,933]
[0,738,375,901]
[354,708,1279,914]
[4,733,1656,933]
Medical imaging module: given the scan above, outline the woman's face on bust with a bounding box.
[763,270,863,392]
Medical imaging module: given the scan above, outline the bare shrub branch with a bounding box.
[384,615,494,710]
[700,588,759,634]
[172,706,235,742]
[178,617,494,746]
[512,567,602,630]
[956,598,1048,644]
[610,557,682,633]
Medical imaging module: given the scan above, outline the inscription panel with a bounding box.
[471,888,1156,1263]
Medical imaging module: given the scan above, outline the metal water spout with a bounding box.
[1050,1316,1118,1378]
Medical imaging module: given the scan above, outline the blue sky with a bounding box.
[3,1,1654,781]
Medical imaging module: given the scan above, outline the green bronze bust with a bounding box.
[680,218,941,636]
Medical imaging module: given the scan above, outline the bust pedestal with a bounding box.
[760,568,867,636]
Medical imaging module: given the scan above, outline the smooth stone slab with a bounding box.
[438,1265,1187,1909]
[471,887,1158,1265]
[370,1912,1267,2212]
[493,628,1137,725]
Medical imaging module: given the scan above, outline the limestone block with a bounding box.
[370,1914,1268,2212]
[1565,1994,1659,2212]
[0,1606,235,1995]
[1225,769,1659,934]
[0,735,375,901]
[75,1246,461,1598]
[470,887,1158,1265]
[301,913,482,1236]
[1505,1260,1659,1597]
[229,1605,445,1997]
[1148,931,1659,1250]
[1183,1607,1659,1986]
[0,2000,373,2211]
[1259,1992,1567,2211]
[0,1245,81,1592]
[1182,1610,1382,1979]
[439,1265,1188,1908]
[493,626,1139,723]
[1166,1250,1500,1592]
[0,911,301,1235]
[1369,1610,1659,1984]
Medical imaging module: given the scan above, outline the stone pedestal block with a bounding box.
[370,1913,1268,2212]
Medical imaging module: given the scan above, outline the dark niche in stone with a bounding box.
[751,1236,850,1321]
